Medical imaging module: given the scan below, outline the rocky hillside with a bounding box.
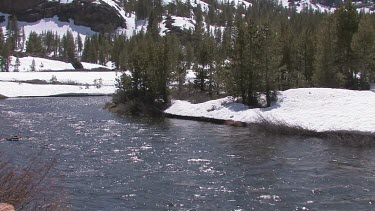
[0,0,373,33]
[0,0,126,32]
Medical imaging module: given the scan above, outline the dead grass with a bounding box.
[0,152,67,210]
[254,113,316,136]
[254,113,375,146]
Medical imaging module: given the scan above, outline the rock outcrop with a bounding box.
[0,0,126,32]
[0,0,46,14]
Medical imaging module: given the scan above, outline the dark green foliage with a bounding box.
[114,33,175,112]
[2,0,375,108]
[6,15,19,51]
[30,59,36,72]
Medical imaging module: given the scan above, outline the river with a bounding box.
[1,97,375,210]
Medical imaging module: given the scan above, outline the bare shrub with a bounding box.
[0,153,66,210]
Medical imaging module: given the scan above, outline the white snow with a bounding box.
[0,56,119,97]
[6,56,110,72]
[0,71,118,86]
[160,15,195,36]
[165,88,375,134]
[48,0,73,3]
[279,0,336,13]
[0,14,95,41]
[0,81,115,97]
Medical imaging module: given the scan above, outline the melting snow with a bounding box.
[165,88,375,134]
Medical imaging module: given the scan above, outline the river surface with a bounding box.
[1,97,375,210]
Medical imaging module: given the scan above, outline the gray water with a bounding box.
[1,97,375,210]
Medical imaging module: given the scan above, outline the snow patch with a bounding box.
[165,88,375,134]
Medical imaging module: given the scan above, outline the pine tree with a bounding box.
[1,39,12,72]
[0,28,4,53]
[13,57,20,72]
[6,15,19,51]
[26,32,44,56]
[257,24,281,107]
[147,9,160,40]
[62,30,76,60]
[335,0,359,89]
[30,59,36,72]
[77,34,83,56]
[351,15,375,89]
[313,15,339,87]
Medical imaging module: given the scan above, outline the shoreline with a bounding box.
[0,93,111,99]
[164,113,375,142]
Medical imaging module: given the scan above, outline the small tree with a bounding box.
[30,59,36,72]
[13,57,20,72]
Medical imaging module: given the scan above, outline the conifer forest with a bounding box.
[1,0,374,108]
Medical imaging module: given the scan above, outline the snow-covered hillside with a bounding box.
[0,12,95,41]
[6,56,111,72]
[0,56,118,97]
[279,0,373,13]
[0,81,115,97]
[2,0,371,43]
[165,88,375,134]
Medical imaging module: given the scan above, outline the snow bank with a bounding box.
[0,82,115,97]
[0,55,125,97]
[6,56,111,72]
[0,15,95,41]
[165,88,375,134]
[0,71,119,86]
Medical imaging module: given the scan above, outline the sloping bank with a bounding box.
[164,88,375,138]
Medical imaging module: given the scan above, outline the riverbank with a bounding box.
[0,81,115,98]
[165,88,375,136]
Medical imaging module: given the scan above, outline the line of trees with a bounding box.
[1,0,375,108]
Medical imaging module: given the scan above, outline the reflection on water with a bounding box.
[0,97,375,210]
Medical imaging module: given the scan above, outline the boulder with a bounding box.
[0,203,15,211]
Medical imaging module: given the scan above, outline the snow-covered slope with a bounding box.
[0,81,115,97]
[0,56,118,97]
[6,56,111,72]
[165,88,375,134]
[0,13,95,41]
[279,0,373,13]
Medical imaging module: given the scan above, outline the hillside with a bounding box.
[1,0,373,41]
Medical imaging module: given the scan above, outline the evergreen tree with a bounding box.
[26,32,44,56]
[0,28,4,53]
[13,57,20,72]
[335,0,359,89]
[1,40,12,72]
[257,24,281,107]
[6,15,20,51]
[62,30,76,60]
[351,15,375,89]
[313,15,340,87]
[76,34,83,56]
[30,59,36,72]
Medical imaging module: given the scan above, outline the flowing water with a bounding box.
[1,97,375,210]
